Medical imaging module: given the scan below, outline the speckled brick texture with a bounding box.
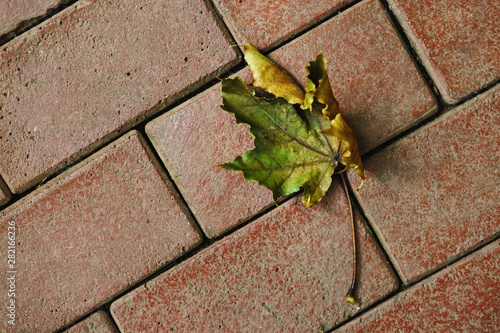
[110,179,398,332]
[64,311,119,333]
[0,131,202,332]
[0,0,238,194]
[147,0,436,238]
[335,241,500,333]
[0,176,11,206]
[388,0,500,103]
[0,0,65,37]
[212,0,353,50]
[349,85,500,283]
[267,0,436,154]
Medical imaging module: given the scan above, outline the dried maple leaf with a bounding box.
[221,44,364,206]
[221,43,366,304]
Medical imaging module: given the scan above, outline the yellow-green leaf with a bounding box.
[220,78,338,207]
[222,48,365,205]
[243,43,305,105]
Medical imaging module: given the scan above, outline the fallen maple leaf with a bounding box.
[220,44,364,207]
[221,44,366,304]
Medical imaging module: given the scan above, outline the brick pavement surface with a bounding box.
[335,240,500,332]
[0,131,201,332]
[212,0,354,50]
[64,311,119,333]
[0,0,238,194]
[0,0,64,37]
[147,0,436,238]
[111,180,398,332]
[350,85,500,283]
[0,0,498,331]
[388,0,500,103]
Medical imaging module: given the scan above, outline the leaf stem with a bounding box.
[341,172,357,304]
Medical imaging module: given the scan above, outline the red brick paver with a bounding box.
[147,0,436,238]
[212,0,353,50]
[0,0,238,194]
[335,240,500,333]
[0,0,63,36]
[388,0,500,104]
[0,131,202,332]
[64,311,119,333]
[349,85,500,283]
[110,179,398,332]
[0,177,11,206]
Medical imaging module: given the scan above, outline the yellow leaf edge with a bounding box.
[243,43,305,105]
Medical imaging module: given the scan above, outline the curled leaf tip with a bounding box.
[301,52,340,120]
[243,43,305,105]
[356,178,364,192]
[345,295,356,304]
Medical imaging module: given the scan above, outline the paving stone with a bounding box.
[64,311,119,333]
[111,179,398,332]
[335,240,500,333]
[0,0,65,37]
[212,0,354,50]
[0,176,11,206]
[0,0,238,194]
[147,0,436,238]
[349,85,500,283]
[0,131,202,332]
[388,0,500,103]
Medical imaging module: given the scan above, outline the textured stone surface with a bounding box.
[336,240,500,333]
[0,0,238,194]
[388,0,500,103]
[111,179,398,332]
[0,0,65,37]
[147,0,436,238]
[0,176,10,206]
[349,85,500,283]
[267,0,436,154]
[146,70,274,239]
[65,311,119,333]
[212,0,353,50]
[0,131,202,332]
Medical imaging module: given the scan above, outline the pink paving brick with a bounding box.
[0,0,64,37]
[388,0,500,104]
[0,131,202,332]
[0,0,238,194]
[212,0,354,50]
[111,179,398,332]
[349,85,500,283]
[64,311,119,333]
[335,240,500,332]
[0,176,11,206]
[147,0,436,238]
